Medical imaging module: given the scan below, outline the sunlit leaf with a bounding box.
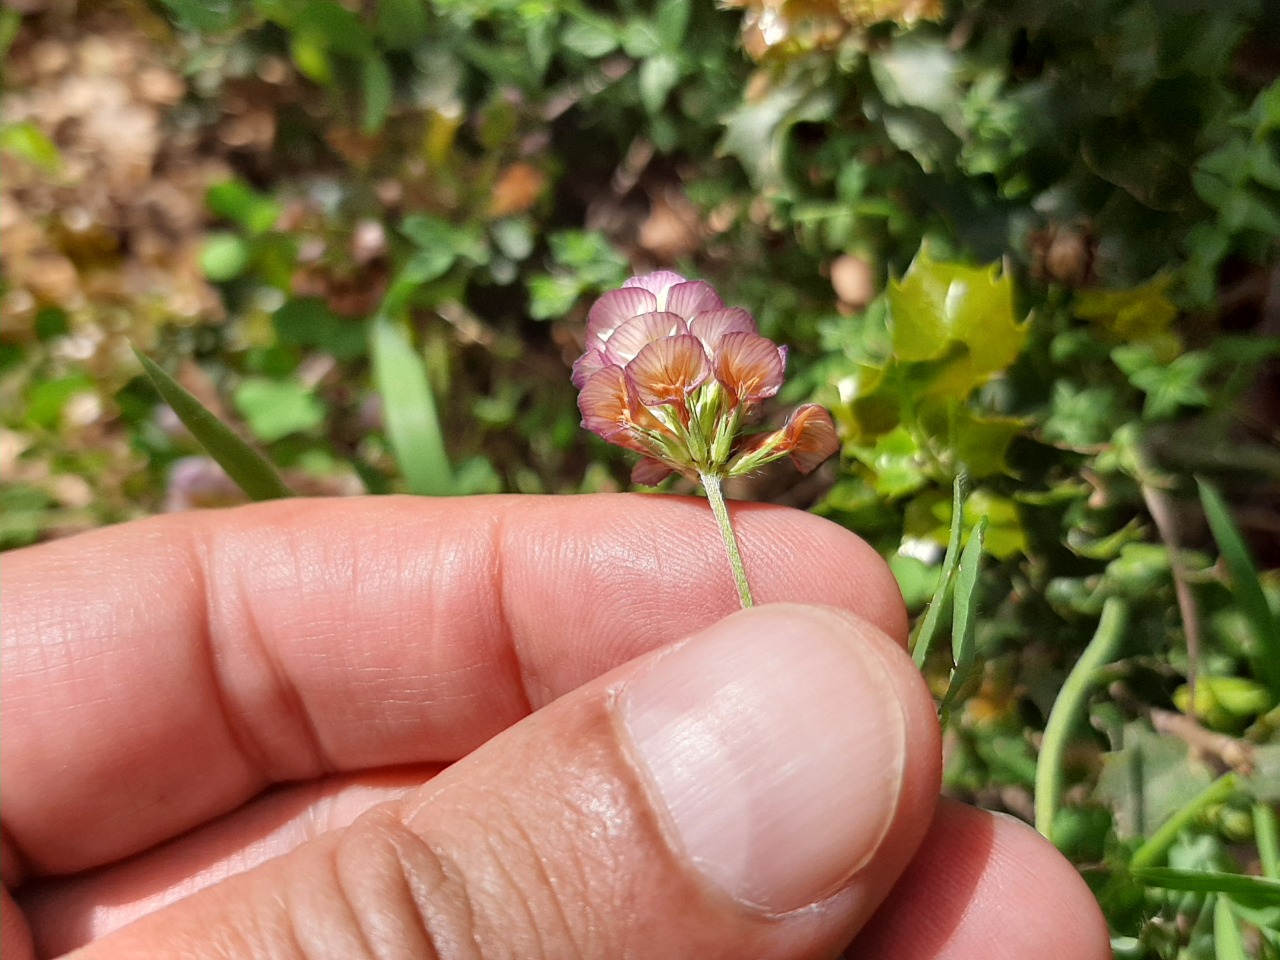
[887,248,1027,384]
[233,377,326,443]
[200,232,249,281]
[639,54,680,115]
[0,121,60,172]
[370,314,454,496]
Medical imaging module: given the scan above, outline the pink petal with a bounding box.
[688,308,757,352]
[570,347,608,388]
[586,287,658,348]
[664,280,723,320]
[622,271,686,299]
[784,404,839,474]
[603,311,687,365]
[630,457,674,486]
[626,334,711,406]
[577,366,631,440]
[714,331,785,402]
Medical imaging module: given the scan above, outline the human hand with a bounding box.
[2,496,1109,958]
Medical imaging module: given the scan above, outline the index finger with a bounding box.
[1,494,906,879]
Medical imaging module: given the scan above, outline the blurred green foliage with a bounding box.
[3,0,1280,953]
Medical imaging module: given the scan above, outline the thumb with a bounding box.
[79,604,940,959]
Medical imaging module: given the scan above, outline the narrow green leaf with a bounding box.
[370,315,453,496]
[1131,866,1280,908]
[1198,478,1280,704]
[654,0,690,49]
[1256,803,1280,881]
[1213,895,1248,960]
[133,349,293,501]
[943,515,987,707]
[361,55,393,133]
[910,473,967,669]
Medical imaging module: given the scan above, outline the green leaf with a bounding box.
[654,0,690,48]
[864,425,928,497]
[1213,895,1248,960]
[1074,276,1178,344]
[0,121,61,172]
[0,7,21,61]
[361,55,394,133]
[1256,804,1280,880]
[871,36,960,117]
[157,0,243,32]
[920,401,1026,478]
[1043,382,1124,450]
[200,232,250,282]
[233,378,326,442]
[887,247,1027,388]
[560,14,618,57]
[639,54,680,115]
[293,0,373,58]
[964,489,1026,560]
[1132,868,1280,909]
[370,315,453,496]
[1198,478,1280,704]
[206,180,281,235]
[290,32,334,85]
[133,350,293,501]
[374,0,427,49]
[1173,676,1271,730]
[272,298,368,361]
[910,474,967,669]
[1113,346,1211,420]
[945,514,987,706]
[23,373,94,429]
[718,77,835,190]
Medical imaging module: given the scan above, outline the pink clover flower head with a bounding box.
[574,271,839,485]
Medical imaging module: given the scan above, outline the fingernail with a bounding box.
[616,604,907,913]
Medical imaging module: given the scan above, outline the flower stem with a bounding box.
[700,470,754,609]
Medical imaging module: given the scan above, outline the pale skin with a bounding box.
[1,496,1112,959]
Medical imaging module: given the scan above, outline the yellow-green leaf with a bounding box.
[1074,275,1178,344]
[887,247,1028,385]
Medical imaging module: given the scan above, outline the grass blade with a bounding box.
[370,314,453,496]
[1213,895,1248,960]
[1198,478,1280,704]
[911,473,968,669]
[133,348,293,501]
[943,514,987,709]
[1256,803,1279,881]
[1131,866,1280,909]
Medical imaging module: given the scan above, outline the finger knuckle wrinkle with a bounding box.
[328,804,602,960]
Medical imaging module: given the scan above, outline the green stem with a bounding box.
[700,471,754,609]
[1130,773,1238,872]
[1035,597,1127,840]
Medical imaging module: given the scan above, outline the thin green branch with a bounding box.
[1130,773,1239,872]
[1035,597,1128,839]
